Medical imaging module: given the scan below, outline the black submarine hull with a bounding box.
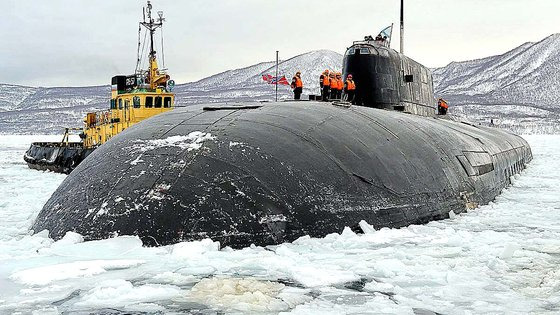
[32,102,532,248]
[24,142,94,174]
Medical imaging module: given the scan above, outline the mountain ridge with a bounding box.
[2,34,560,134]
[433,33,560,109]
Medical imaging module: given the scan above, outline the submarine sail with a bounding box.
[343,0,434,116]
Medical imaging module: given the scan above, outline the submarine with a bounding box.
[32,1,532,248]
[23,0,175,174]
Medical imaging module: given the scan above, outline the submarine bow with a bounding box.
[33,102,532,248]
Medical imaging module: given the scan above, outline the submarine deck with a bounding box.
[33,101,532,248]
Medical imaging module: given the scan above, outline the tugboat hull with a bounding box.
[24,142,94,174]
[33,102,532,248]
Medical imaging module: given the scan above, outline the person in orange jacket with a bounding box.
[291,71,303,100]
[336,73,343,99]
[319,70,330,101]
[344,74,356,103]
[437,98,449,115]
[329,73,338,100]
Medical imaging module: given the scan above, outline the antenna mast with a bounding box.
[400,0,404,54]
[140,1,164,61]
[139,1,166,89]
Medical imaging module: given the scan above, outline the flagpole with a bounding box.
[389,23,394,48]
[275,50,279,102]
[400,0,404,54]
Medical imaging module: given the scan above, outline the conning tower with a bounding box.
[342,0,435,116]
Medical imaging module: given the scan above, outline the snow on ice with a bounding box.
[0,135,559,314]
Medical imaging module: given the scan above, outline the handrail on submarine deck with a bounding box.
[203,105,263,111]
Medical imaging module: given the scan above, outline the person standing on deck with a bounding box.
[320,70,330,101]
[291,72,303,100]
[336,73,343,100]
[329,72,338,100]
[344,74,356,103]
[437,98,449,115]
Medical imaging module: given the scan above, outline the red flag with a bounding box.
[262,74,289,85]
[277,76,289,86]
[262,74,274,82]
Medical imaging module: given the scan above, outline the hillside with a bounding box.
[175,49,343,104]
[433,34,560,133]
[434,34,560,109]
[2,34,560,135]
[0,50,343,134]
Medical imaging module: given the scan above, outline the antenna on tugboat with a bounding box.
[400,0,404,54]
[139,0,165,89]
[139,1,163,60]
[158,10,166,68]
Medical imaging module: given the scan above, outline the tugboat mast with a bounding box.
[140,1,165,89]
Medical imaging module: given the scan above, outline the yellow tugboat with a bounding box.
[24,1,174,174]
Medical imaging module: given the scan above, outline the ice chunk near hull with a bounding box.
[32,102,531,248]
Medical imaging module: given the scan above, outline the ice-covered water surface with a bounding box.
[0,135,559,314]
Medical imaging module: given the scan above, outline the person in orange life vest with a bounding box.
[344,74,356,103]
[319,70,330,101]
[437,98,449,115]
[291,71,303,100]
[336,72,343,100]
[329,72,338,100]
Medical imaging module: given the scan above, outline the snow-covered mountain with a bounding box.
[432,34,560,133]
[2,34,560,135]
[175,49,343,104]
[434,34,560,109]
[0,50,342,134]
[0,85,109,134]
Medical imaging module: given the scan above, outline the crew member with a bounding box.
[437,98,449,115]
[336,73,343,100]
[329,72,338,100]
[344,74,356,103]
[291,71,303,100]
[320,70,330,101]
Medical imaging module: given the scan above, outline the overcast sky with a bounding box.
[2,0,559,87]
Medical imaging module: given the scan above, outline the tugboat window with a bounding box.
[145,96,153,108]
[118,98,123,109]
[110,99,116,109]
[347,48,355,55]
[360,48,370,54]
[155,97,162,108]
[133,96,141,108]
[164,97,172,108]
